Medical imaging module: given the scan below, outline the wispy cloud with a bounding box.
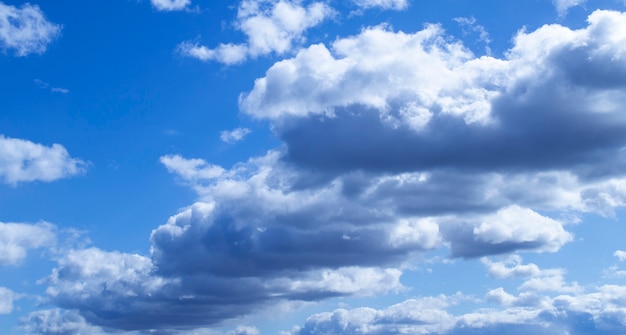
[0,2,61,56]
[34,79,69,94]
[220,127,251,143]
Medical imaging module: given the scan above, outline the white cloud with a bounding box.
[0,287,15,314]
[179,0,335,64]
[615,250,626,261]
[482,255,541,279]
[291,281,626,335]
[220,127,251,143]
[20,309,106,335]
[0,2,60,56]
[0,135,86,185]
[473,206,572,253]
[0,221,56,266]
[553,0,586,17]
[151,0,191,11]
[351,0,409,10]
[160,154,226,183]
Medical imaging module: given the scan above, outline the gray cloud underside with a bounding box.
[30,9,626,334]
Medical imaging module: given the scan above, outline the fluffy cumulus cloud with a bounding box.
[290,277,626,334]
[20,309,107,335]
[0,221,56,266]
[0,2,60,56]
[151,0,191,11]
[0,135,86,185]
[179,0,334,64]
[29,8,626,334]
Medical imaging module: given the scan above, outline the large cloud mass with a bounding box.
[29,8,626,334]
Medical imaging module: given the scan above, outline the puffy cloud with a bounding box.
[220,127,251,144]
[351,0,409,10]
[36,9,626,333]
[20,309,106,335]
[179,0,334,64]
[240,10,626,177]
[0,135,86,185]
[151,0,191,11]
[0,2,61,56]
[481,255,541,279]
[290,283,626,335]
[0,221,56,266]
[615,250,626,261]
[0,287,15,314]
[291,296,457,335]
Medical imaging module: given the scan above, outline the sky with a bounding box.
[3,0,626,334]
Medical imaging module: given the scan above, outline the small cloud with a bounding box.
[615,250,626,261]
[220,127,251,144]
[552,0,586,17]
[351,0,409,10]
[150,0,191,11]
[34,79,69,94]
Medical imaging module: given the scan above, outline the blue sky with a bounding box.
[3,0,626,334]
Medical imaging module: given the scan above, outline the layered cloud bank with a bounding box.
[20,7,626,335]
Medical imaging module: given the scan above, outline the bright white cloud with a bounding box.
[616,250,626,261]
[473,206,572,253]
[179,0,335,64]
[0,222,56,266]
[220,127,251,143]
[351,0,409,10]
[0,2,60,56]
[0,287,14,314]
[151,0,191,11]
[0,135,86,185]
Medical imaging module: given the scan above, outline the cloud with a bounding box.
[481,255,541,279]
[34,79,70,94]
[351,0,409,10]
[0,135,87,185]
[0,221,56,266]
[553,0,586,17]
[0,287,15,314]
[0,2,61,56]
[32,9,626,333]
[179,0,335,64]
[220,127,251,143]
[20,309,107,335]
[240,10,626,177]
[615,250,626,261]
[290,283,626,335]
[151,0,191,11]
